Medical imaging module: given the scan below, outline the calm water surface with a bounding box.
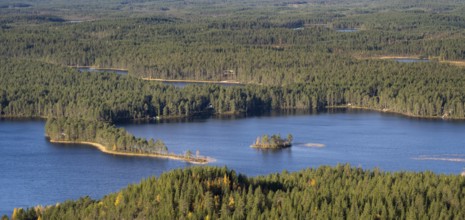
[0,120,186,215]
[1,111,465,214]
[121,111,465,176]
[336,29,358,32]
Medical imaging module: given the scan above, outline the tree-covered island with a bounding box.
[251,134,293,149]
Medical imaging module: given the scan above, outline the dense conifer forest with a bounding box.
[45,118,209,163]
[1,0,465,121]
[45,118,167,154]
[1,0,465,217]
[2,57,465,121]
[8,166,465,219]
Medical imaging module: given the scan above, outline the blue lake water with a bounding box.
[336,29,358,32]
[1,110,465,215]
[0,120,186,215]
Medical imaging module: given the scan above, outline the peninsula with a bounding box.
[45,118,210,164]
[49,139,210,164]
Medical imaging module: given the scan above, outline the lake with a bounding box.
[76,67,128,75]
[336,29,358,33]
[0,120,187,215]
[1,110,465,214]
[121,110,465,176]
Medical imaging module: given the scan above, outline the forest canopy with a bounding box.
[1,57,465,121]
[10,166,465,219]
[2,0,465,217]
[1,0,465,120]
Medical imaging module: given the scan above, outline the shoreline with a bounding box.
[250,143,292,149]
[0,115,48,120]
[356,55,465,67]
[2,103,465,121]
[354,55,423,61]
[441,60,465,67]
[250,145,291,149]
[371,56,424,60]
[326,105,465,120]
[142,78,242,85]
[69,65,129,71]
[49,139,211,164]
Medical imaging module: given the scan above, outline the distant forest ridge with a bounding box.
[0,0,464,84]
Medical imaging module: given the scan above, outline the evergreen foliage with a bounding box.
[1,0,465,79]
[2,0,465,217]
[12,166,465,219]
[45,118,168,155]
[2,58,465,120]
[252,134,292,149]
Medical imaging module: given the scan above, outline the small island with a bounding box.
[251,134,293,149]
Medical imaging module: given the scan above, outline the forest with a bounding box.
[2,57,465,121]
[45,118,168,155]
[1,0,465,120]
[1,0,465,83]
[1,0,465,217]
[44,118,208,163]
[7,165,465,219]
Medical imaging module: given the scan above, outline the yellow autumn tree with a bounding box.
[228,196,235,208]
[11,208,19,220]
[115,192,123,206]
[309,179,317,187]
[11,208,25,220]
[223,174,230,186]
